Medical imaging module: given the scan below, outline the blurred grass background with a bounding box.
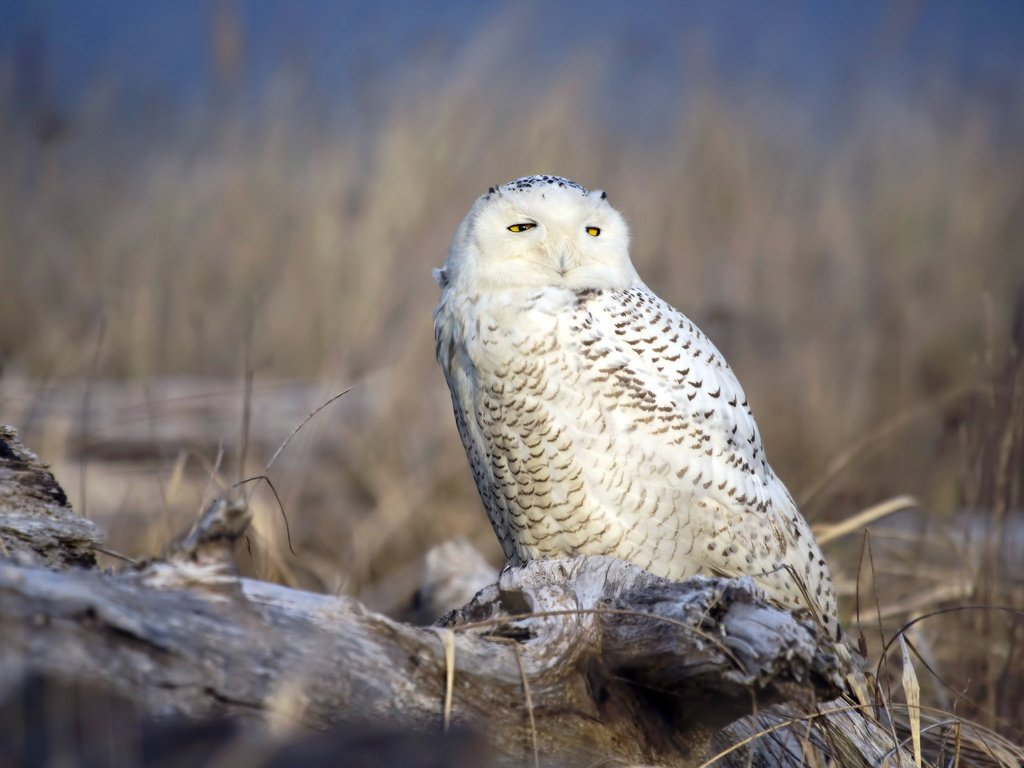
[0,0,1022,743]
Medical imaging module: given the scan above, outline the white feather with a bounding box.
[434,175,839,638]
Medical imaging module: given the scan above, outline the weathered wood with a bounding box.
[0,554,848,764]
[0,425,915,767]
[0,425,104,568]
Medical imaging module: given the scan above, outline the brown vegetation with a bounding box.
[0,38,1022,756]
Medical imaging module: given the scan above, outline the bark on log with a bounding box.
[0,425,104,568]
[0,425,912,767]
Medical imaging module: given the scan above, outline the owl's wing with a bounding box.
[564,285,778,508]
[435,289,526,563]
[557,286,834,628]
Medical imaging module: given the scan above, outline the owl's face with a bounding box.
[439,175,639,294]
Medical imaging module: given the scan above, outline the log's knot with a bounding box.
[159,494,252,560]
[138,495,251,592]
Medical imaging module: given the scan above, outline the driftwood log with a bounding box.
[0,425,912,767]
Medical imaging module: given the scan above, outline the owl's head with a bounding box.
[436,175,639,294]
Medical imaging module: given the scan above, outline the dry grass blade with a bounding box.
[93,545,138,565]
[166,450,189,506]
[512,644,539,768]
[78,316,108,519]
[695,702,879,768]
[878,606,1024,680]
[260,387,352,477]
[238,355,254,483]
[198,442,227,507]
[813,495,917,545]
[436,627,456,733]
[899,634,923,767]
[232,387,351,563]
[884,703,1024,767]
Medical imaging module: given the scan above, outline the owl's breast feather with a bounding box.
[441,287,574,373]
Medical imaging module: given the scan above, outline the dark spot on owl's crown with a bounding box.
[496,175,590,197]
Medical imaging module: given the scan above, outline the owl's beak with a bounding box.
[553,242,577,276]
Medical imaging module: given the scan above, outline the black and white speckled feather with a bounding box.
[434,176,839,638]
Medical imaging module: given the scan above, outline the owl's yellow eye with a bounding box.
[507,223,536,233]
[585,226,601,237]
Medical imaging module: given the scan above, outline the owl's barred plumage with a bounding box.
[433,175,840,638]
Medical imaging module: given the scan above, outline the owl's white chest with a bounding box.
[437,288,568,369]
[438,285,732,568]
[436,287,616,558]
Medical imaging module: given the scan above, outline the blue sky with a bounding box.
[3,1,1023,131]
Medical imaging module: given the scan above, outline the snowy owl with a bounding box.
[433,174,840,638]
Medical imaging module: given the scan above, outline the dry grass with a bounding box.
[0,30,1022,756]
